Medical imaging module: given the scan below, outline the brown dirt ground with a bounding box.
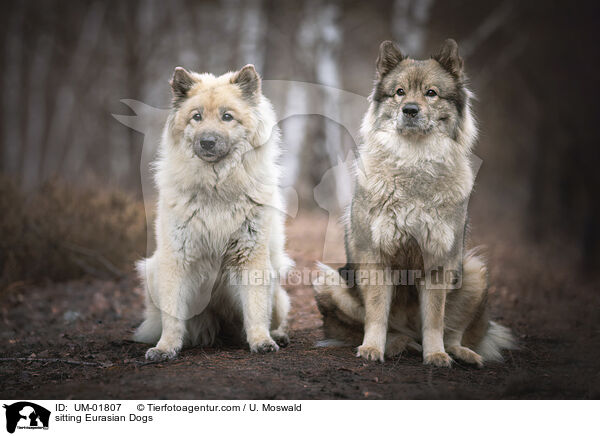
[1,209,599,400]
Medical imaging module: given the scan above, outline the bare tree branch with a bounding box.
[461,1,513,58]
[0,357,104,367]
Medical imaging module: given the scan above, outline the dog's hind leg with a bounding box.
[313,262,365,322]
[133,300,162,345]
[444,250,487,367]
[267,208,292,348]
[270,283,290,347]
[133,256,162,344]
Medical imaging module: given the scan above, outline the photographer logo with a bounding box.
[3,402,50,433]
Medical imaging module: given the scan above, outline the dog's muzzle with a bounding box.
[402,103,420,118]
[398,103,429,134]
[192,133,230,162]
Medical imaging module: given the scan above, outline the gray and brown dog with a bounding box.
[314,39,515,367]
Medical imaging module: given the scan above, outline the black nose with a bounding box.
[402,103,420,117]
[200,138,216,150]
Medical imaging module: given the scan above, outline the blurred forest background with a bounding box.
[1,0,599,288]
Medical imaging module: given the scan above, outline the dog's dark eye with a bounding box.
[425,89,437,97]
[222,113,233,122]
[396,88,405,96]
[192,113,202,121]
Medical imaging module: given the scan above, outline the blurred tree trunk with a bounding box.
[393,0,434,57]
[295,0,345,208]
[2,2,24,180]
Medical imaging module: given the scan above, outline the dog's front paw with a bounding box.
[250,338,280,354]
[145,347,178,361]
[423,351,452,367]
[270,330,290,348]
[447,345,483,368]
[357,344,384,362]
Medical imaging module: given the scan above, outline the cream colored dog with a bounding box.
[134,65,292,361]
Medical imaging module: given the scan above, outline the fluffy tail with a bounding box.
[476,321,518,362]
[315,339,350,348]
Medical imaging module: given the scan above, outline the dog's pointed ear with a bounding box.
[376,41,404,78]
[170,66,195,104]
[232,64,261,102]
[433,39,463,77]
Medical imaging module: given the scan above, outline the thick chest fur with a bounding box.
[358,159,473,262]
[163,191,256,264]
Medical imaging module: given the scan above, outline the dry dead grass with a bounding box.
[0,176,147,290]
